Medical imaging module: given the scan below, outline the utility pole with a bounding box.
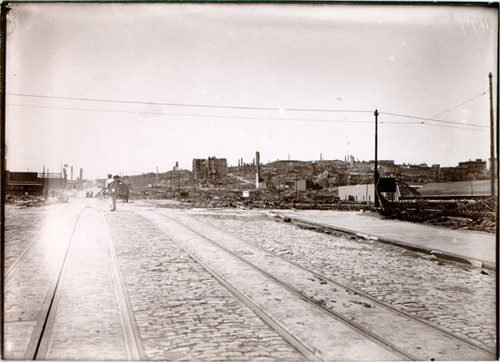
[42,165,46,197]
[295,173,298,204]
[374,109,380,207]
[278,174,281,203]
[489,72,495,197]
[256,151,260,189]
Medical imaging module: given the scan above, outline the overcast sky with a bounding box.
[5,3,498,179]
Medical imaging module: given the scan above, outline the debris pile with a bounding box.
[377,180,496,233]
[424,215,497,233]
[141,187,371,211]
[6,195,46,208]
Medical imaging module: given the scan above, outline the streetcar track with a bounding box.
[192,212,496,356]
[30,207,85,360]
[161,214,415,360]
[6,203,145,360]
[101,212,147,361]
[34,207,145,360]
[134,213,318,360]
[158,230,319,360]
[4,204,84,359]
[5,236,40,280]
[6,201,493,360]
[145,209,495,360]
[5,207,66,280]
[140,211,414,360]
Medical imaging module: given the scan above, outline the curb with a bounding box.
[272,214,495,271]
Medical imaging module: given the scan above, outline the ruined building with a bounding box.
[192,157,228,186]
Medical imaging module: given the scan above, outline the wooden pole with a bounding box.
[42,165,46,197]
[374,109,379,207]
[489,73,495,197]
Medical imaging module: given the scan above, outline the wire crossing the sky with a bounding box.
[431,91,488,118]
[379,112,488,129]
[7,103,372,124]
[6,93,373,114]
[7,92,489,130]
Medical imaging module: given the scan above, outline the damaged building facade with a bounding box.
[192,157,228,186]
[6,171,68,196]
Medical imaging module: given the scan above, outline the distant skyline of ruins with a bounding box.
[5,3,497,180]
[6,154,494,181]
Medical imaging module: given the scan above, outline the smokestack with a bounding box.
[256,151,260,189]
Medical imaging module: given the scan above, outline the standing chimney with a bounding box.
[256,151,260,189]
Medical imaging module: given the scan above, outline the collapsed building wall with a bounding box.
[193,157,228,186]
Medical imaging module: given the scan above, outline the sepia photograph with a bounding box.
[2,1,498,360]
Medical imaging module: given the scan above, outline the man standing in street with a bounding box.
[105,173,117,211]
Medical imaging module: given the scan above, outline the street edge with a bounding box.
[272,214,495,271]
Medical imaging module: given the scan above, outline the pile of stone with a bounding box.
[6,195,46,207]
[424,215,496,233]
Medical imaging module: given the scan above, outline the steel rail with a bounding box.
[24,208,85,360]
[5,235,40,280]
[5,208,65,280]
[137,214,319,361]
[5,205,82,279]
[148,212,414,361]
[100,212,147,361]
[199,214,496,356]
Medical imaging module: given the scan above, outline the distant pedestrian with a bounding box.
[105,173,117,211]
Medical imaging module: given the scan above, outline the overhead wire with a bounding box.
[8,103,487,131]
[379,120,486,131]
[6,92,373,114]
[6,92,489,130]
[6,103,372,124]
[379,111,488,128]
[379,91,489,130]
[431,91,488,118]
[398,121,487,132]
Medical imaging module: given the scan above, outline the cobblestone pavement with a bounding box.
[5,204,50,272]
[3,202,85,359]
[277,209,495,267]
[147,209,494,360]
[138,209,416,360]
[4,200,496,360]
[105,209,303,360]
[192,209,496,351]
[37,208,132,360]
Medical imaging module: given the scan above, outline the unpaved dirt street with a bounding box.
[4,197,496,360]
